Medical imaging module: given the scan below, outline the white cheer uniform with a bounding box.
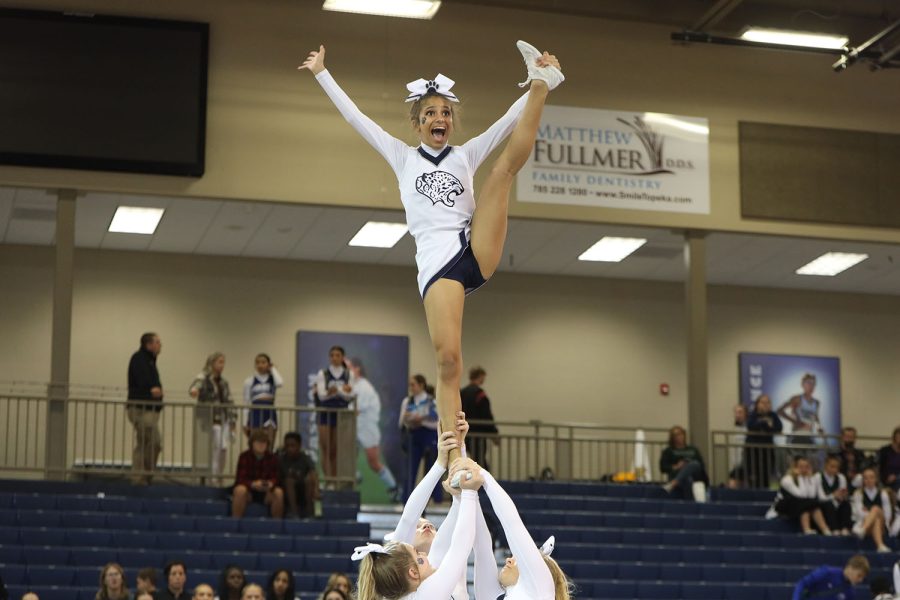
[315,70,528,297]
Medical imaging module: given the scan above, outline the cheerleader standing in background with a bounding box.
[243,353,283,449]
[300,41,563,457]
[315,345,354,480]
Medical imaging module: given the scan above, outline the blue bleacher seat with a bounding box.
[177,550,215,570]
[638,581,679,599]
[22,546,70,566]
[142,499,187,515]
[661,563,701,581]
[69,547,117,567]
[14,494,57,510]
[155,532,198,551]
[76,566,100,586]
[259,552,304,572]
[598,580,637,599]
[26,565,75,586]
[56,496,100,512]
[304,554,353,573]
[186,500,228,517]
[195,516,241,534]
[66,529,113,547]
[293,572,316,591]
[35,586,81,600]
[150,515,196,533]
[320,505,357,520]
[325,522,368,537]
[22,527,66,546]
[97,497,134,513]
[239,519,284,535]
[0,543,23,562]
[208,551,258,571]
[681,582,725,600]
[282,519,326,537]
[0,494,13,509]
[18,510,61,528]
[66,512,108,529]
[725,584,767,600]
[117,549,166,569]
[618,563,660,580]
[113,531,158,549]
[113,514,152,531]
[247,534,291,553]
[204,532,249,552]
[0,509,17,526]
[0,564,27,585]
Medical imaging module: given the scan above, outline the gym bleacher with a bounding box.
[1,478,897,599]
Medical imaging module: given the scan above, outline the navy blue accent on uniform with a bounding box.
[319,367,351,427]
[418,145,453,167]
[422,230,473,299]
[248,373,277,429]
[442,245,486,295]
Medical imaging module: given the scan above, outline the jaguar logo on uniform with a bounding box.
[415,171,464,207]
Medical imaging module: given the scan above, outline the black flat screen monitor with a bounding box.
[0,8,208,177]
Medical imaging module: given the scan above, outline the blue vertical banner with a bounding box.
[297,331,409,502]
[738,352,841,444]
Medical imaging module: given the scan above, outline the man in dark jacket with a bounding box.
[460,366,498,471]
[828,426,868,488]
[128,332,163,484]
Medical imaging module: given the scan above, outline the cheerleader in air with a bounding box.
[299,40,563,445]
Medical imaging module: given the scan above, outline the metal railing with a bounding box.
[0,387,677,487]
[709,430,887,489]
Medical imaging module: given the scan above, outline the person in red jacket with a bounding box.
[232,429,284,518]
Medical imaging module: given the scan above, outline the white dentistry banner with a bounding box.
[517,105,710,214]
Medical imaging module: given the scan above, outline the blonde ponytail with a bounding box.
[543,554,574,600]
[355,541,416,600]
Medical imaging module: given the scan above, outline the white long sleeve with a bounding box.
[474,499,504,600]
[428,495,470,600]
[459,92,529,170]
[388,460,446,544]
[270,366,283,388]
[481,470,553,600]
[315,69,408,173]
[780,474,816,498]
[407,490,477,600]
[851,488,891,523]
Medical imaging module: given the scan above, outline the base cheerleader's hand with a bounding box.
[537,51,561,71]
[299,44,326,75]
[436,430,459,469]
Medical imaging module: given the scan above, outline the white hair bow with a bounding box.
[405,74,459,103]
[540,536,555,557]
[351,543,390,561]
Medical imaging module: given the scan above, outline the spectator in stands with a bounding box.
[232,429,284,518]
[191,585,213,600]
[815,455,852,535]
[136,569,158,597]
[315,346,353,480]
[215,566,245,600]
[399,374,441,503]
[156,561,188,600]
[243,352,283,450]
[660,425,709,502]
[460,365,498,471]
[278,431,318,518]
[829,426,868,489]
[190,352,236,484]
[266,569,299,600]
[20,594,38,600]
[791,554,869,600]
[851,467,893,552]
[878,425,900,492]
[349,357,400,502]
[322,589,349,600]
[321,573,351,599]
[96,562,130,600]
[769,455,831,535]
[239,585,263,600]
[727,403,748,489]
[127,332,164,485]
[745,394,782,489]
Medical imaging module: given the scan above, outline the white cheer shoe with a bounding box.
[516,40,564,90]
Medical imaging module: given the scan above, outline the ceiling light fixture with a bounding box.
[578,237,647,262]
[740,28,848,50]
[795,252,868,276]
[348,221,409,248]
[643,113,709,136]
[322,0,441,20]
[108,206,165,234]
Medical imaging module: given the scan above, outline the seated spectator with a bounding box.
[214,566,245,600]
[791,554,868,600]
[278,432,318,518]
[878,426,900,492]
[232,429,284,519]
[660,425,709,502]
[769,455,831,535]
[851,467,893,552]
[239,585,263,600]
[136,568,158,597]
[266,570,299,600]
[21,594,39,600]
[156,561,188,600]
[321,589,349,600]
[744,394,782,489]
[815,455,852,535]
[96,562,130,600]
[319,573,351,600]
[829,426,868,489]
[727,403,748,489]
[192,585,213,600]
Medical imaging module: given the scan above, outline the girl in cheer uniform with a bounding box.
[300,40,563,451]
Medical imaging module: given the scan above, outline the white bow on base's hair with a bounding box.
[405,73,459,103]
[351,542,390,561]
[540,536,555,557]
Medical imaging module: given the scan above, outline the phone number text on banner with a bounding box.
[517,105,710,214]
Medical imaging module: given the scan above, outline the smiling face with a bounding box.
[413,95,454,150]
[499,556,520,587]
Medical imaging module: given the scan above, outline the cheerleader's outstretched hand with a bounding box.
[299,45,326,75]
